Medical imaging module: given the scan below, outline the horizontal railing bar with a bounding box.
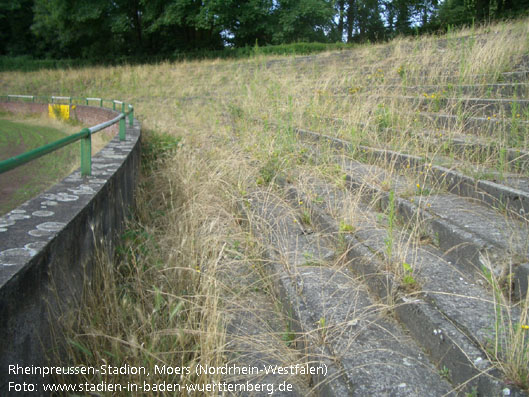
[0,95,134,176]
[88,113,124,134]
[8,95,33,99]
[0,129,90,174]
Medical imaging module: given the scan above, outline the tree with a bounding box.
[475,0,491,20]
[140,0,224,54]
[336,0,345,41]
[32,0,115,58]
[207,0,275,47]
[272,0,335,43]
[346,0,355,42]
[0,0,36,56]
[356,0,385,41]
[394,0,412,34]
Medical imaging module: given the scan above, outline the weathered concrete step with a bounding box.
[372,83,529,99]
[309,113,529,176]
[322,92,529,118]
[224,308,308,396]
[327,83,529,100]
[282,178,527,396]
[241,190,455,396]
[418,129,529,173]
[219,253,311,396]
[416,111,529,140]
[285,125,529,299]
[307,112,529,172]
[379,70,529,86]
[293,126,529,218]
[431,157,529,195]
[334,155,529,298]
[385,96,529,118]
[369,125,529,179]
[308,114,529,175]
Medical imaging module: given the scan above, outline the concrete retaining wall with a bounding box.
[0,101,141,395]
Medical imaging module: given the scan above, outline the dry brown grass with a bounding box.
[3,16,529,394]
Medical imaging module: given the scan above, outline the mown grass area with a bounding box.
[2,16,529,395]
[0,114,112,215]
[0,116,80,214]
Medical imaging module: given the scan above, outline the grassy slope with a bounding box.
[0,117,79,214]
[1,17,529,395]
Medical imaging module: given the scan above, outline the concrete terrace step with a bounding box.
[218,253,311,396]
[361,124,529,175]
[415,111,529,140]
[291,127,529,299]
[387,96,529,118]
[370,83,529,99]
[281,177,527,396]
[294,127,529,217]
[240,189,455,396]
[306,116,529,175]
[326,83,529,100]
[418,129,529,173]
[379,70,529,86]
[338,156,529,279]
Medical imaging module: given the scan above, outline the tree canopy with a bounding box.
[1,0,528,60]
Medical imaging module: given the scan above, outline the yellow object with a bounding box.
[48,104,70,120]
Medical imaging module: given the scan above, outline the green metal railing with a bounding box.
[0,95,134,176]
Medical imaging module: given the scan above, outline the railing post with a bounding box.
[80,128,92,176]
[129,105,134,126]
[113,101,116,111]
[119,116,126,141]
[100,98,103,107]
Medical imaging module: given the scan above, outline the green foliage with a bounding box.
[0,42,354,72]
[2,0,529,64]
[437,0,529,30]
[0,55,89,72]
[415,183,431,196]
[465,387,479,397]
[0,0,35,56]
[272,0,335,44]
[339,220,355,233]
[402,262,417,287]
[375,104,392,130]
[282,319,296,347]
[32,0,117,59]
[141,130,182,173]
[300,208,312,226]
[439,365,451,381]
[384,190,396,261]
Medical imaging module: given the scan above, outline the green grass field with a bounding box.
[0,117,79,214]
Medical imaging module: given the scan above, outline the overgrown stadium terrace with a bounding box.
[1,18,529,396]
